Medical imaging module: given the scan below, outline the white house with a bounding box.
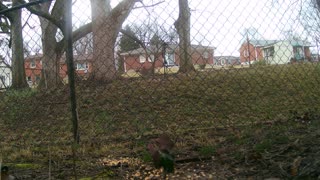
[0,60,12,89]
[262,40,312,64]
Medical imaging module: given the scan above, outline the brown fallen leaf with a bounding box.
[291,156,302,176]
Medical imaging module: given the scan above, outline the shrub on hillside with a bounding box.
[252,60,268,67]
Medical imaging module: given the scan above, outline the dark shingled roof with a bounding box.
[120,44,216,56]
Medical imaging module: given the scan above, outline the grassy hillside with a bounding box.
[1,63,320,179]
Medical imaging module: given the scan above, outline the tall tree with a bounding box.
[21,0,160,86]
[300,0,320,45]
[19,0,92,89]
[36,1,66,88]
[0,0,28,89]
[118,25,140,74]
[150,33,164,46]
[174,0,195,73]
[119,25,140,52]
[149,33,165,75]
[90,0,137,81]
[124,21,178,75]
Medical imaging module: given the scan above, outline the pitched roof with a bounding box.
[289,40,312,47]
[25,54,94,63]
[250,39,313,47]
[25,54,43,60]
[250,40,278,47]
[0,59,11,68]
[120,44,216,56]
[262,40,313,48]
[214,56,240,60]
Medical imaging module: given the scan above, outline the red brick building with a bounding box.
[239,40,277,64]
[25,54,93,86]
[120,44,215,72]
[239,40,312,65]
[25,54,43,86]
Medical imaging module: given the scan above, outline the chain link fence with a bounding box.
[1,0,320,179]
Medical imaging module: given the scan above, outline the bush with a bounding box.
[198,145,216,156]
[139,67,153,76]
[252,60,268,67]
[199,64,206,70]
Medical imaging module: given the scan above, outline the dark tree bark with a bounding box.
[90,0,137,81]
[21,0,139,86]
[174,0,195,73]
[0,0,28,89]
[37,0,65,89]
[20,0,92,89]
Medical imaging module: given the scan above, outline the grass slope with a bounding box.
[1,63,320,179]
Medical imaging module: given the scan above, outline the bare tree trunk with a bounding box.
[21,0,93,88]
[39,44,61,89]
[117,51,125,74]
[90,0,136,81]
[11,0,28,89]
[37,1,63,89]
[175,0,195,73]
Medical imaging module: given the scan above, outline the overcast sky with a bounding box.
[74,0,313,55]
[19,0,316,57]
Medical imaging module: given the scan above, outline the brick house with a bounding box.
[25,54,43,86]
[120,44,215,72]
[239,39,312,65]
[262,40,312,64]
[59,54,93,81]
[25,54,93,86]
[239,40,277,65]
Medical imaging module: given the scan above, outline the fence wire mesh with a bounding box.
[1,0,320,179]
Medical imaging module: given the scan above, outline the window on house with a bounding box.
[243,49,249,57]
[139,55,146,63]
[148,54,155,62]
[76,62,88,70]
[294,47,304,60]
[203,51,209,59]
[35,75,41,82]
[264,47,274,57]
[27,76,32,82]
[30,60,36,68]
[165,53,175,66]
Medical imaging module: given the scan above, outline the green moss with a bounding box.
[141,150,153,162]
[15,163,41,169]
[198,146,216,156]
[254,140,272,153]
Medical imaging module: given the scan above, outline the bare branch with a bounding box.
[17,0,63,30]
[56,22,93,55]
[133,0,165,10]
[21,12,32,29]
[0,2,13,20]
